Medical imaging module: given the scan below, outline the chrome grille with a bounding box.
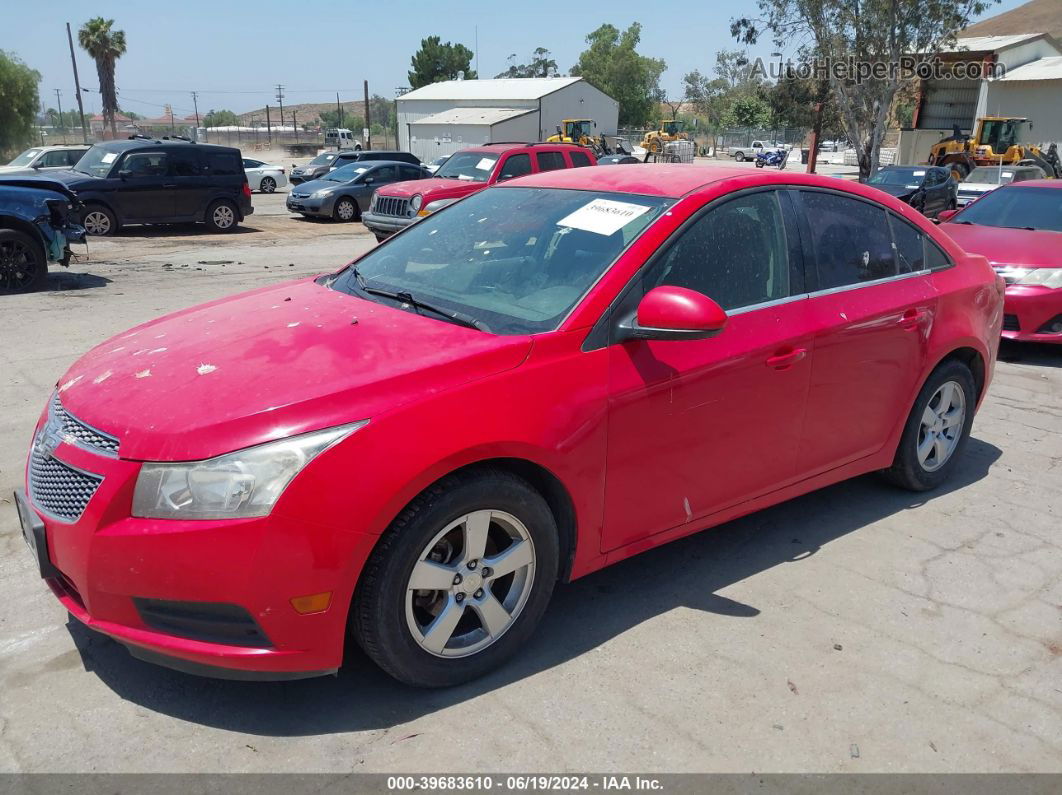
[28,447,103,522]
[52,394,120,455]
[374,195,410,217]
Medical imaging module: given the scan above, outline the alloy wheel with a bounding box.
[83,210,111,235]
[405,510,536,658]
[213,205,235,229]
[0,238,40,291]
[261,177,276,193]
[916,380,966,472]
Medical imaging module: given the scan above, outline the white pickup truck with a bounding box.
[729,140,788,162]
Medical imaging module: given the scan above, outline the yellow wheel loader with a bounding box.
[546,119,631,157]
[641,119,690,155]
[928,117,1061,181]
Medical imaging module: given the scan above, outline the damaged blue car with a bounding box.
[0,177,86,293]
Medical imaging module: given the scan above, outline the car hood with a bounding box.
[377,177,483,200]
[941,223,1062,268]
[54,278,532,461]
[0,176,80,202]
[291,178,347,194]
[956,183,997,193]
[868,183,917,199]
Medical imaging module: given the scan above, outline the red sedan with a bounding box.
[938,179,1062,343]
[16,166,1002,687]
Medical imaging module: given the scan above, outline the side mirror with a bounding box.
[362,176,374,185]
[937,209,958,222]
[31,163,41,170]
[118,169,132,180]
[617,286,727,342]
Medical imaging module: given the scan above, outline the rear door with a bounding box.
[793,189,936,476]
[170,148,208,218]
[534,151,567,172]
[111,150,174,221]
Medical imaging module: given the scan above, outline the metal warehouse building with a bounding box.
[396,77,619,163]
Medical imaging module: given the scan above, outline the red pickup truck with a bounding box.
[361,142,596,240]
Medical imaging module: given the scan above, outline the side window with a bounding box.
[570,150,593,168]
[499,153,532,180]
[536,151,566,172]
[170,149,202,177]
[645,191,791,310]
[39,151,70,167]
[242,159,262,169]
[925,239,953,271]
[66,150,85,166]
[205,152,240,175]
[802,191,896,288]
[122,152,168,177]
[369,165,396,182]
[889,214,925,273]
[400,165,424,180]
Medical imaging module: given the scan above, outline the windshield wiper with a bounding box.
[361,286,489,332]
[1001,225,1037,231]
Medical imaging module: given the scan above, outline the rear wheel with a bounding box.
[734,151,745,162]
[333,197,358,222]
[205,200,239,233]
[82,204,117,236]
[259,176,277,194]
[882,360,976,491]
[353,469,559,687]
[0,229,47,293]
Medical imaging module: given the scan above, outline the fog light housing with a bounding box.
[1036,314,1062,334]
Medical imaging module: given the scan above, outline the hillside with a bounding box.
[237,100,369,128]
[962,0,1062,41]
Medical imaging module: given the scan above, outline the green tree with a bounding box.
[78,17,127,138]
[0,51,39,157]
[408,36,477,89]
[723,94,772,128]
[368,94,394,131]
[203,108,238,127]
[495,47,558,78]
[682,69,729,129]
[571,23,665,126]
[733,0,997,179]
[318,108,364,132]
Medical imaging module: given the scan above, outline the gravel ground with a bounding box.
[0,184,1059,774]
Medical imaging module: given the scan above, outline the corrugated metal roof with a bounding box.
[400,77,582,101]
[946,33,1043,52]
[997,55,1062,80]
[409,107,536,126]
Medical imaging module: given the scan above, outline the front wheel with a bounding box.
[332,197,358,222]
[881,360,976,491]
[0,229,47,293]
[353,469,559,687]
[205,200,239,233]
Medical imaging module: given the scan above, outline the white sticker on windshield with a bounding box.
[912,170,925,176]
[475,157,494,171]
[1002,171,1013,178]
[101,152,118,164]
[557,199,652,236]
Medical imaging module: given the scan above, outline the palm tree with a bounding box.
[78,17,126,138]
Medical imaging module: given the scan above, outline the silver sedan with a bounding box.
[241,158,289,193]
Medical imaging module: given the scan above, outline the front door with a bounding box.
[602,189,814,552]
[110,150,174,222]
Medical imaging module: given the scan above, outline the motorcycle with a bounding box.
[755,148,788,169]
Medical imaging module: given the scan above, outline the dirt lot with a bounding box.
[0,185,1060,774]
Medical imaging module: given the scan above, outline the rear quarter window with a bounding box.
[536,151,567,171]
[204,151,242,175]
[570,151,593,168]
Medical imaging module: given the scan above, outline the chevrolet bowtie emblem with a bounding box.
[34,416,64,459]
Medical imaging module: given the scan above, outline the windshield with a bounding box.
[435,151,499,182]
[979,119,1027,152]
[329,187,673,334]
[966,167,1016,185]
[325,164,369,182]
[308,153,337,166]
[7,148,42,167]
[73,145,119,177]
[954,186,1062,233]
[869,168,925,187]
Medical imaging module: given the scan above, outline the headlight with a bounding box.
[409,194,423,215]
[369,191,378,211]
[1015,268,1062,289]
[310,189,330,199]
[132,421,367,519]
[422,198,457,215]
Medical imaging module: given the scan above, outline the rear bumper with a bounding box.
[361,211,413,237]
[1001,285,1062,343]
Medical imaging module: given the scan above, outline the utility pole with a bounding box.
[275,84,285,126]
[191,91,200,140]
[54,89,64,133]
[292,110,298,143]
[166,103,175,134]
[336,92,343,132]
[363,79,371,150]
[265,104,272,144]
[66,22,88,143]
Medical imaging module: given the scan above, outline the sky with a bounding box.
[1,0,1029,119]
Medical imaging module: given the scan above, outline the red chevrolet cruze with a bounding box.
[16,165,1002,687]
[937,179,1062,343]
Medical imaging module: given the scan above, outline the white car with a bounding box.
[241,158,288,193]
[956,164,1046,206]
[0,145,90,176]
[425,156,450,175]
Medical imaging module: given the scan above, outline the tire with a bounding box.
[734,151,745,162]
[205,200,239,233]
[259,176,276,194]
[353,468,560,687]
[82,204,117,236]
[755,161,764,168]
[332,197,358,222]
[881,359,976,491]
[0,229,47,293]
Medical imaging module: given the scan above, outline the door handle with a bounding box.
[899,308,928,329]
[765,347,807,370]
[162,183,178,188]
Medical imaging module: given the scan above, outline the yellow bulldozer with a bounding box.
[641,119,690,154]
[928,116,1061,180]
[546,119,631,157]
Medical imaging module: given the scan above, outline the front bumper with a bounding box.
[361,210,414,237]
[1001,285,1062,343]
[17,427,376,679]
[286,194,332,217]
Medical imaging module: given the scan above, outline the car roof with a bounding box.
[460,142,588,154]
[36,144,90,151]
[337,159,419,169]
[94,138,238,153]
[996,178,1062,189]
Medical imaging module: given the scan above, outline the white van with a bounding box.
[324,128,361,150]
